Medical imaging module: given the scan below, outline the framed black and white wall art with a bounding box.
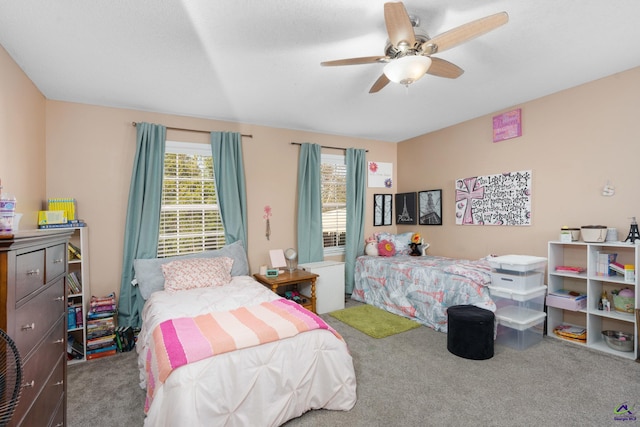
[419,190,442,225]
[373,194,392,226]
[395,192,417,225]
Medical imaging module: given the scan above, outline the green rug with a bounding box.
[329,304,421,339]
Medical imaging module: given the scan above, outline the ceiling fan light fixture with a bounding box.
[383,55,432,86]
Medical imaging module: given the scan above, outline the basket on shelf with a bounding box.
[612,288,635,314]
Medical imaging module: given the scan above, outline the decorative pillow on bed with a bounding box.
[162,257,233,292]
[377,232,414,255]
[378,239,396,257]
[134,240,250,300]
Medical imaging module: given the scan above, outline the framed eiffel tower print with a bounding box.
[395,192,417,225]
[419,190,442,225]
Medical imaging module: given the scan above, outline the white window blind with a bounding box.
[321,154,347,254]
[157,141,225,258]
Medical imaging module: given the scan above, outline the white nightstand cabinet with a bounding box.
[299,261,345,314]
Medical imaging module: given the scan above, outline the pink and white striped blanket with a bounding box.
[144,298,342,412]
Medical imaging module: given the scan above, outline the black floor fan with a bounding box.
[0,329,22,427]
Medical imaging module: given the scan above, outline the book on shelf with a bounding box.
[67,272,82,294]
[67,306,76,330]
[553,324,587,342]
[595,252,617,276]
[90,292,116,306]
[38,219,86,229]
[86,343,117,354]
[75,305,83,328]
[67,303,83,329]
[548,289,587,300]
[609,261,626,276]
[86,348,117,360]
[87,311,117,320]
[67,274,80,294]
[87,339,116,349]
[47,198,77,221]
[68,242,82,260]
[67,335,85,359]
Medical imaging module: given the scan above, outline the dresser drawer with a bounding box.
[14,279,65,358]
[13,353,65,427]
[15,249,45,302]
[50,394,65,427]
[46,244,67,283]
[12,319,65,426]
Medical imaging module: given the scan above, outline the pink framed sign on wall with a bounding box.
[493,108,522,142]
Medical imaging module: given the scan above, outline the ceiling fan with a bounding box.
[321,2,508,93]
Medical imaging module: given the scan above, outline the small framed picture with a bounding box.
[395,192,417,225]
[419,190,442,225]
[373,194,392,226]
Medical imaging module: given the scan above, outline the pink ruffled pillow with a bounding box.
[161,257,234,293]
[378,239,396,257]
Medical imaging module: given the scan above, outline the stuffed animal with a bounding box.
[409,242,422,256]
[365,241,378,256]
[365,236,379,256]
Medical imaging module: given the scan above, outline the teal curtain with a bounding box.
[345,148,366,294]
[211,132,248,247]
[118,122,166,328]
[297,143,323,263]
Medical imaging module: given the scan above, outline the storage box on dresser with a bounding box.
[547,241,639,360]
[0,229,73,427]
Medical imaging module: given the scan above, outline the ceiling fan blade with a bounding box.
[422,12,508,55]
[426,57,464,79]
[369,74,390,93]
[384,2,416,49]
[321,56,388,66]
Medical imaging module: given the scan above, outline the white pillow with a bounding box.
[161,257,233,293]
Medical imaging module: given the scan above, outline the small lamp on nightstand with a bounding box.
[284,248,297,273]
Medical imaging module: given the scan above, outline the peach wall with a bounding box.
[5,37,640,300]
[44,101,396,298]
[397,67,640,261]
[0,44,46,224]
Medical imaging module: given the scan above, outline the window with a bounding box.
[157,141,225,258]
[321,154,347,254]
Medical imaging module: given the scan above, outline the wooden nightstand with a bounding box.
[254,269,319,313]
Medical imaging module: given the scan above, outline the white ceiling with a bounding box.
[1,1,640,143]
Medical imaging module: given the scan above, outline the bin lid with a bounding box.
[488,285,547,301]
[489,255,547,265]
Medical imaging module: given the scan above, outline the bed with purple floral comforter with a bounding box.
[352,255,496,333]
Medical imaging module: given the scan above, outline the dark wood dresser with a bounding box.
[0,229,73,427]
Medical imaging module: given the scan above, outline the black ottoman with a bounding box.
[447,305,495,360]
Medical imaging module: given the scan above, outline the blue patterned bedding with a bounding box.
[352,255,496,333]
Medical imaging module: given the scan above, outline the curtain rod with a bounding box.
[131,122,252,138]
[290,142,368,152]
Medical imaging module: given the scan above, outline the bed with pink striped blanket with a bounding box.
[137,275,356,426]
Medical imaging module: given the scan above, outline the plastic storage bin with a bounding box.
[489,255,547,291]
[488,255,547,272]
[489,285,547,350]
[489,285,547,312]
[495,307,546,350]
